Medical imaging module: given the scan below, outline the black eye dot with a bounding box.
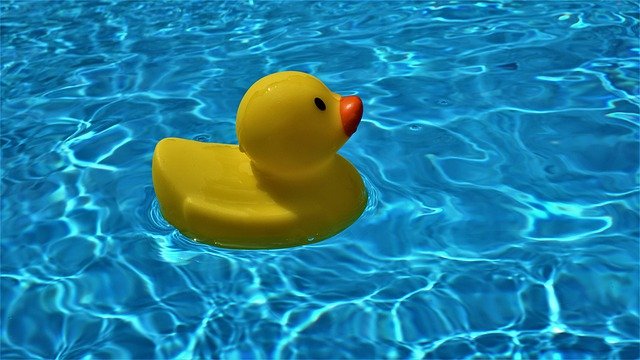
[314,97,326,111]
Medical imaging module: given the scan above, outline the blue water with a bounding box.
[1,1,639,358]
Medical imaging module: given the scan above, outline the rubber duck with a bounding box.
[152,71,367,249]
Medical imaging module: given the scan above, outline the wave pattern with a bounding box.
[1,1,639,358]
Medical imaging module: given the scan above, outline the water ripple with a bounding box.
[1,0,639,359]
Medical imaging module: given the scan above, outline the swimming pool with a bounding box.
[1,0,638,358]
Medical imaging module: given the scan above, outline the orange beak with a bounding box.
[340,95,363,137]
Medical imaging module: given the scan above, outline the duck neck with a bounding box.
[250,156,338,184]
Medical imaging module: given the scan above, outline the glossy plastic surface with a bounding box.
[152,71,367,249]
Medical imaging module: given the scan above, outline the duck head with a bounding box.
[236,71,363,178]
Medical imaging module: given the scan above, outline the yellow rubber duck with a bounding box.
[152,71,367,249]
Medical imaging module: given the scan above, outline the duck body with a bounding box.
[152,139,366,249]
[152,71,367,249]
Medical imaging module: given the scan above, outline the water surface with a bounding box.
[1,1,639,358]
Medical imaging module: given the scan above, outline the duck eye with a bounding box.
[314,97,326,111]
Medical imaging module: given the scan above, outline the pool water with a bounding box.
[2,1,639,358]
